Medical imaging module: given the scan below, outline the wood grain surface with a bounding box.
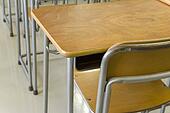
[160,0,170,5]
[32,0,170,57]
[75,69,170,113]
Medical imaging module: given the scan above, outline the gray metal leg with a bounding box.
[21,0,28,65]
[32,18,38,95]
[18,0,22,21]
[7,0,14,37]
[43,35,49,113]
[2,0,6,22]
[31,0,38,95]
[15,0,21,64]
[35,0,40,35]
[67,58,74,113]
[160,99,168,113]
[24,34,28,65]
[21,0,28,64]
[102,85,111,113]
[21,0,26,38]
[160,105,166,113]
[23,0,33,91]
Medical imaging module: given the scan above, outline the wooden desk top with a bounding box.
[32,0,170,57]
[160,0,170,5]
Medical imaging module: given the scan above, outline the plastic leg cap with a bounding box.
[19,18,22,22]
[26,60,28,65]
[18,61,21,65]
[3,19,6,22]
[33,90,38,95]
[23,34,26,38]
[29,86,33,91]
[10,33,14,37]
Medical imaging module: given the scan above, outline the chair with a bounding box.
[75,39,170,113]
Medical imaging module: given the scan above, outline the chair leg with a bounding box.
[23,0,33,91]
[66,58,74,113]
[18,0,22,21]
[102,85,111,113]
[8,0,14,37]
[43,35,49,113]
[15,0,21,65]
[22,0,28,65]
[21,0,26,39]
[2,0,6,22]
[32,19,38,95]
[160,105,166,113]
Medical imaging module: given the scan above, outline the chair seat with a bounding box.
[75,69,170,113]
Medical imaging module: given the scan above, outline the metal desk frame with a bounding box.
[15,0,52,95]
[30,0,74,95]
[43,35,74,113]
[15,0,34,92]
[18,0,63,95]
[2,0,14,37]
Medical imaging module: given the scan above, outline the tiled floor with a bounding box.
[0,1,170,113]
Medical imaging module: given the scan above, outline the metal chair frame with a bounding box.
[95,40,170,113]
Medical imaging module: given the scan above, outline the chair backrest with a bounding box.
[95,39,170,113]
[102,39,170,79]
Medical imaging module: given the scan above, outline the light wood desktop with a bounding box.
[32,0,170,57]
